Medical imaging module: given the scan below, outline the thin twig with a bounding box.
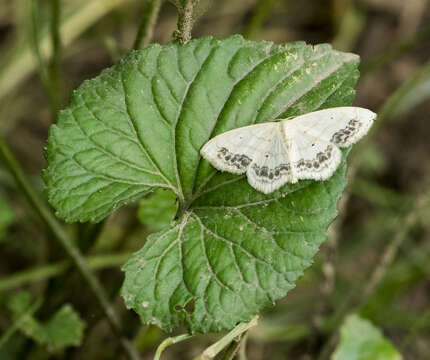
[133,0,163,49]
[312,165,356,330]
[48,0,63,113]
[374,60,430,129]
[403,297,430,350]
[0,298,42,349]
[29,0,50,95]
[0,137,140,360]
[317,188,430,360]
[238,332,249,360]
[331,0,365,51]
[175,0,197,44]
[399,224,430,350]
[361,26,430,75]
[153,334,193,360]
[194,316,258,360]
[0,252,132,292]
[316,57,430,359]
[222,335,243,360]
[30,0,62,118]
[353,59,430,158]
[243,0,277,39]
[0,0,130,102]
[363,190,430,298]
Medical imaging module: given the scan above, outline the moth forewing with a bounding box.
[200,106,376,194]
[200,122,276,175]
[283,107,376,148]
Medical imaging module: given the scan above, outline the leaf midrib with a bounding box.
[119,70,176,192]
[187,45,280,201]
[192,213,301,285]
[172,44,217,206]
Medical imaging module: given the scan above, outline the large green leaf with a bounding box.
[44,35,360,332]
[332,314,402,360]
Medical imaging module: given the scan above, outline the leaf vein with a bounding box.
[69,153,167,187]
[191,47,287,195]
[193,214,236,292]
[193,214,286,278]
[173,46,218,203]
[150,77,174,127]
[64,111,170,185]
[272,58,357,119]
[119,70,175,191]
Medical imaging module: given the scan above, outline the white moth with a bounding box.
[200,107,376,194]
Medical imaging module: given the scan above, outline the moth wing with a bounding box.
[246,124,295,194]
[284,122,343,181]
[284,107,376,147]
[200,122,277,174]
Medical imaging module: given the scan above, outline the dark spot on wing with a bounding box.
[331,119,361,146]
[251,163,292,183]
[295,144,335,174]
[216,147,252,170]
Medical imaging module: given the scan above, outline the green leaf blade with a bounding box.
[7,292,85,351]
[122,158,347,332]
[332,314,402,360]
[43,64,170,222]
[176,36,278,198]
[192,43,358,195]
[138,189,178,232]
[41,305,85,351]
[44,35,361,332]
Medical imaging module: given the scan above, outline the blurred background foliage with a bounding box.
[0,0,429,359]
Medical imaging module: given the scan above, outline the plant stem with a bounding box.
[0,137,140,360]
[403,298,430,350]
[0,252,132,292]
[348,58,430,175]
[30,0,62,117]
[29,0,50,94]
[0,0,130,102]
[175,0,197,44]
[331,0,365,51]
[0,298,42,349]
[362,190,430,298]
[153,334,193,360]
[48,0,63,114]
[316,189,430,360]
[238,332,249,360]
[375,58,430,126]
[133,0,163,49]
[361,26,430,76]
[317,55,430,360]
[222,336,243,360]
[194,316,258,360]
[243,0,277,39]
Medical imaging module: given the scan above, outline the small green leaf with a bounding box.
[137,189,178,232]
[7,292,85,351]
[332,314,402,360]
[44,35,360,332]
[36,305,85,351]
